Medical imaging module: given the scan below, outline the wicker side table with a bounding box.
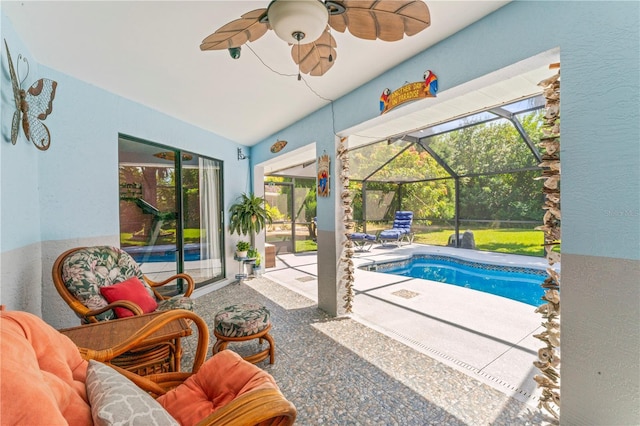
[60,311,192,375]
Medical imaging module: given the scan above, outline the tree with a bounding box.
[347,109,545,225]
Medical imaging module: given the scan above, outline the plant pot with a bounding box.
[236,250,248,258]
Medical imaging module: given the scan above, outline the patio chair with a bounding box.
[52,245,195,324]
[378,211,414,247]
[348,232,377,251]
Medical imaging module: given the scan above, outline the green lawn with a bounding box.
[121,228,201,247]
[294,228,550,257]
[296,240,318,252]
[414,228,550,257]
[124,228,551,257]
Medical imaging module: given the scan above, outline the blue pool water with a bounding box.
[366,255,547,306]
[123,244,202,263]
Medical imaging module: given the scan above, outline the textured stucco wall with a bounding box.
[561,254,639,423]
[1,1,638,424]
[1,16,247,319]
[249,2,640,424]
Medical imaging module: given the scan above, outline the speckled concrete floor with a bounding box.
[181,276,554,425]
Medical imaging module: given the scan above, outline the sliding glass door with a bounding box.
[184,155,224,283]
[118,136,224,289]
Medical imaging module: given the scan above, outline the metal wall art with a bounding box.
[4,39,58,151]
[270,139,287,153]
[380,69,437,114]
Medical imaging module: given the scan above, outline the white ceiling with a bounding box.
[2,1,511,146]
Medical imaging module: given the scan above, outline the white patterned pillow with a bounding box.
[85,360,179,426]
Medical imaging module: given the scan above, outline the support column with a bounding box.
[316,136,345,317]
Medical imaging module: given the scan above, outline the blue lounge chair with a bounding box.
[348,232,377,251]
[378,211,414,247]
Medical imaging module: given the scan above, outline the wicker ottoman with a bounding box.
[212,303,275,364]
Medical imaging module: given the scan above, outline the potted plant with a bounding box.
[229,193,273,245]
[235,241,250,258]
[246,247,262,276]
[246,247,259,260]
[229,193,272,237]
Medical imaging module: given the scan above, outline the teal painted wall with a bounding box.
[1,17,249,252]
[1,16,250,319]
[0,29,42,251]
[248,2,640,423]
[251,1,640,261]
[1,1,639,423]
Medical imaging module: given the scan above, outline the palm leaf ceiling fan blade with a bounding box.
[200,9,268,50]
[200,0,431,76]
[329,0,430,41]
[292,31,337,76]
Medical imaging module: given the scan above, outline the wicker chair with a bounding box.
[1,308,297,425]
[52,245,195,324]
[83,309,297,425]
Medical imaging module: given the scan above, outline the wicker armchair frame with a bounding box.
[52,246,195,323]
[80,309,297,426]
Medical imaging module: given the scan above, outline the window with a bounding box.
[118,136,224,289]
[347,95,548,256]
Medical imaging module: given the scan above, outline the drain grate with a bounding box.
[392,289,420,299]
[384,328,539,402]
[296,276,316,283]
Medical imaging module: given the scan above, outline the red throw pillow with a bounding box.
[99,276,158,318]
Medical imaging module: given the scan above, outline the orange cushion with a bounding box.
[0,310,91,425]
[100,276,158,318]
[157,350,278,426]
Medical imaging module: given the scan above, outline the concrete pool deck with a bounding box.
[263,243,553,407]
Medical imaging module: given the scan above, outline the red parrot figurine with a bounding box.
[423,70,438,97]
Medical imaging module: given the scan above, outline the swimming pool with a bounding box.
[362,254,547,306]
[123,244,202,263]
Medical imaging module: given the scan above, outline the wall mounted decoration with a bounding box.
[533,63,561,422]
[270,139,287,153]
[380,69,437,114]
[4,39,58,151]
[337,137,355,313]
[317,153,330,197]
[236,147,248,160]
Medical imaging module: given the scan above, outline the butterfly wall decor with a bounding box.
[4,39,58,151]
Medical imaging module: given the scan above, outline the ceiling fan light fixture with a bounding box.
[268,0,328,44]
[228,47,241,59]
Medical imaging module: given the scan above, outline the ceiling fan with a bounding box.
[200,0,431,77]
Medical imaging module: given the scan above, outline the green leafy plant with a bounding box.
[229,193,273,237]
[247,247,261,266]
[265,204,285,222]
[236,241,250,252]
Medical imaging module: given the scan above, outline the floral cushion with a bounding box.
[61,246,154,321]
[157,296,194,313]
[214,304,271,338]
